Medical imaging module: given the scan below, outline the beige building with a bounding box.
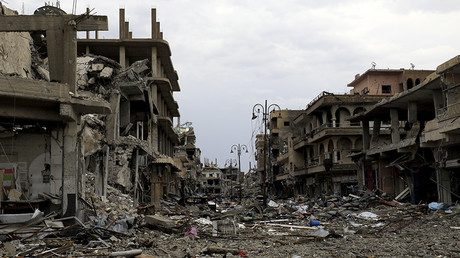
[260,68,435,198]
[352,56,460,204]
[292,93,384,196]
[348,68,434,95]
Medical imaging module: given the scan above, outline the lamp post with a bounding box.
[231,144,248,200]
[224,159,237,197]
[252,100,281,207]
[225,159,237,168]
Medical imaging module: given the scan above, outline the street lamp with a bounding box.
[252,100,281,207]
[225,159,237,168]
[230,144,248,200]
[230,144,248,173]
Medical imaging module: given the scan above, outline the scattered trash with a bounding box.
[357,211,379,220]
[428,202,446,210]
[195,218,213,225]
[309,219,321,226]
[185,226,198,238]
[308,228,330,238]
[268,200,279,208]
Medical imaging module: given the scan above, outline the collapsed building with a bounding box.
[0,4,196,221]
[77,8,183,208]
[199,165,223,196]
[174,123,203,199]
[0,4,110,218]
[220,163,242,198]
[351,56,460,204]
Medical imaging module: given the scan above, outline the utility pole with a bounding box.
[252,100,280,207]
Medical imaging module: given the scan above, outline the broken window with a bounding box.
[407,78,414,90]
[41,163,52,183]
[381,85,392,94]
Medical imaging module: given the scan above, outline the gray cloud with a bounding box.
[8,0,460,170]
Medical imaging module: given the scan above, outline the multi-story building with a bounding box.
[174,123,202,196]
[77,8,181,207]
[199,165,223,196]
[269,110,304,196]
[258,68,434,199]
[292,92,384,197]
[351,56,460,204]
[0,4,110,216]
[220,164,241,198]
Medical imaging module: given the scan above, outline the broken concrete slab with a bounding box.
[145,214,177,229]
[99,67,114,78]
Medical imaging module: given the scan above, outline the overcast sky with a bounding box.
[7,0,460,171]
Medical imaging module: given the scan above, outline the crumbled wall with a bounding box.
[0,5,32,78]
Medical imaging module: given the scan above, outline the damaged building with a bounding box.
[0,3,192,222]
[76,8,183,208]
[0,4,110,218]
[174,123,203,199]
[257,68,434,199]
[351,56,460,204]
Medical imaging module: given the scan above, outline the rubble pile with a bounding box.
[85,173,139,234]
[76,55,121,95]
[1,186,459,257]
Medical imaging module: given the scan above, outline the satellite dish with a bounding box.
[371,62,376,69]
[410,63,415,70]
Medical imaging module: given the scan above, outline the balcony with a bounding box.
[305,152,358,174]
[308,123,362,143]
[158,116,179,143]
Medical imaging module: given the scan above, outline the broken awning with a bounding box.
[152,156,181,172]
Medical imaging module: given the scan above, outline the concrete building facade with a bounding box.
[77,8,182,207]
[351,56,460,204]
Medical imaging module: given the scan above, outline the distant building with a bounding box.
[199,165,223,196]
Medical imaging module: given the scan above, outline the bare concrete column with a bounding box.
[156,22,161,39]
[408,102,417,123]
[362,120,370,150]
[119,46,126,68]
[432,90,444,116]
[63,25,77,93]
[62,122,78,216]
[437,168,452,203]
[86,8,90,39]
[151,8,157,39]
[151,47,157,77]
[124,22,130,40]
[322,111,328,126]
[134,148,139,206]
[119,8,125,39]
[157,58,162,77]
[151,167,162,207]
[331,105,337,127]
[390,109,400,144]
[333,139,338,162]
[107,92,121,144]
[371,119,381,144]
[103,145,109,197]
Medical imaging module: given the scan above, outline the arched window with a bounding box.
[335,107,351,127]
[407,78,414,90]
[337,137,352,161]
[415,78,421,86]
